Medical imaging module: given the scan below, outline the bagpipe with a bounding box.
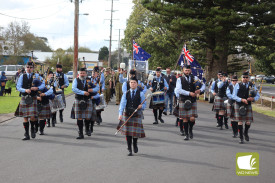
[87,78,100,106]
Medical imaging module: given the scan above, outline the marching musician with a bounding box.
[149,68,169,124]
[232,71,260,144]
[15,62,45,140]
[117,76,146,156]
[54,63,69,123]
[226,75,239,138]
[92,66,105,125]
[175,65,205,140]
[71,68,99,139]
[36,79,54,135]
[211,71,229,129]
[46,71,56,127]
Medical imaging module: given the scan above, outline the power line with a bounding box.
[0,4,70,21]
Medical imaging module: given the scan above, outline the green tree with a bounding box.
[141,0,275,80]
[22,34,52,52]
[98,46,109,61]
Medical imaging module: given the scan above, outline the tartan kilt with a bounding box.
[233,103,253,122]
[226,102,235,119]
[149,98,165,109]
[71,99,93,119]
[213,96,226,111]
[15,96,38,117]
[118,111,145,138]
[38,103,51,119]
[178,101,198,118]
[61,91,66,108]
[173,104,179,117]
[90,102,97,121]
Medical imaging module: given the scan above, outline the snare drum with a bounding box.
[96,94,107,110]
[152,91,165,105]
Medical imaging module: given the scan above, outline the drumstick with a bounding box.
[115,94,151,135]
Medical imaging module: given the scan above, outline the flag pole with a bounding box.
[173,44,184,71]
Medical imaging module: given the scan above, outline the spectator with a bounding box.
[0,71,8,96]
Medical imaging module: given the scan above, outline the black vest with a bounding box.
[237,82,253,105]
[22,73,37,96]
[125,89,141,116]
[152,77,164,92]
[75,78,89,100]
[214,80,219,93]
[227,84,235,104]
[218,81,229,98]
[180,75,196,103]
[57,73,65,87]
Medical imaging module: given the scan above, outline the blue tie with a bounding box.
[132,90,135,100]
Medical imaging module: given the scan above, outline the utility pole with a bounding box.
[108,0,114,68]
[117,29,121,68]
[73,0,79,79]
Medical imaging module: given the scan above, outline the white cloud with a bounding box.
[0,0,133,51]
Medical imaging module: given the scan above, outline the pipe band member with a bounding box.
[226,75,239,138]
[232,71,260,144]
[15,62,45,140]
[175,65,205,140]
[149,68,169,124]
[117,76,146,156]
[71,68,99,139]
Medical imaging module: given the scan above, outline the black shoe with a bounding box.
[189,131,193,139]
[31,128,36,139]
[169,112,173,115]
[184,135,189,140]
[163,111,167,116]
[60,115,63,123]
[216,123,221,127]
[232,133,238,138]
[128,151,133,156]
[76,134,84,139]
[220,126,223,130]
[225,123,229,129]
[239,138,244,144]
[133,144,138,153]
[158,117,164,123]
[180,130,185,136]
[153,121,158,125]
[244,133,249,141]
[22,133,30,140]
[39,131,45,135]
[87,130,91,136]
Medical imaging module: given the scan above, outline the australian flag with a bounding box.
[178,44,204,81]
[133,41,151,61]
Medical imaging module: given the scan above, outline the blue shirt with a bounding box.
[175,76,205,96]
[232,82,260,103]
[100,72,105,90]
[119,88,146,116]
[16,73,45,93]
[226,83,235,100]
[54,72,69,88]
[119,73,127,83]
[122,80,147,94]
[44,87,53,96]
[211,79,221,94]
[149,76,169,91]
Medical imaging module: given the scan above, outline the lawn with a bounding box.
[252,104,275,118]
[0,85,72,114]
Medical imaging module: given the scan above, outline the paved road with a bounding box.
[261,85,275,96]
[0,95,275,183]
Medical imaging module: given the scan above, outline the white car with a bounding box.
[66,71,73,82]
[0,65,25,80]
[256,75,265,81]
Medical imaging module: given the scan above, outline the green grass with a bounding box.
[0,85,73,114]
[252,104,275,118]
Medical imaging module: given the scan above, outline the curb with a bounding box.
[0,93,74,124]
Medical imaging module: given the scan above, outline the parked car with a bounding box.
[0,65,25,80]
[264,76,275,84]
[256,75,265,81]
[66,71,73,82]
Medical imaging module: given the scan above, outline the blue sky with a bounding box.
[0,0,134,51]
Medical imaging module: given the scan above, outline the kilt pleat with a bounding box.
[233,103,253,122]
[120,111,145,138]
[178,101,198,118]
[38,103,51,119]
[16,97,38,117]
[226,102,235,119]
[71,99,94,119]
[213,96,226,111]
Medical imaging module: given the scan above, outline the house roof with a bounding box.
[33,51,99,63]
